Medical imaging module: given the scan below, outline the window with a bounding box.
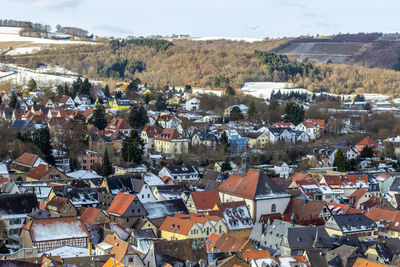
[271,204,276,213]
[147,194,150,198]
[129,258,133,263]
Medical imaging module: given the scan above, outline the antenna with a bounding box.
[245,24,260,39]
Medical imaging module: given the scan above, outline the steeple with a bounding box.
[237,142,250,177]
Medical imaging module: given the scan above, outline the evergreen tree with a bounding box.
[333,148,347,171]
[9,92,17,108]
[156,95,167,110]
[225,86,236,96]
[101,149,113,176]
[220,131,229,152]
[27,79,37,91]
[128,106,148,128]
[80,78,91,95]
[104,84,111,98]
[89,104,108,130]
[184,85,192,92]
[248,101,257,121]
[361,146,374,158]
[121,130,144,164]
[72,77,83,97]
[284,102,304,125]
[221,158,232,172]
[229,106,244,121]
[144,94,151,104]
[32,127,55,165]
[15,99,20,109]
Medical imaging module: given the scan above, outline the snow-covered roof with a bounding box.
[143,173,164,186]
[67,170,102,179]
[39,246,88,258]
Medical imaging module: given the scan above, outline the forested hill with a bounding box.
[4,33,400,96]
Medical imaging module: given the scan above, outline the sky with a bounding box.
[2,0,400,38]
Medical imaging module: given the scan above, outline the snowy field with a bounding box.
[192,36,263,43]
[0,27,94,45]
[241,82,308,99]
[0,27,97,56]
[240,82,361,100]
[0,63,101,87]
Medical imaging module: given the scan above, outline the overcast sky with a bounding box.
[2,0,400,38]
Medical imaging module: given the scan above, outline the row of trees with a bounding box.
[55,24,88,37]
[109,38,172,53]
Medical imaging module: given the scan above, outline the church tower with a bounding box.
[238,142,250,177]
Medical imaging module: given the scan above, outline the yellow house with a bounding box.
[245,132,269,148]
[160,213,228,240]
[208,201,254,239]
[142,88,151,95]
[167,96,180,106]
[365,245,385,264]
[154,128,189,155]
[108,99,131,112]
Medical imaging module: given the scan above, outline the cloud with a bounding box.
[277,0,306,9]
[302,12,321,18]
[316,22,339,29]
[92,25,134,37]
[15,0,85,9]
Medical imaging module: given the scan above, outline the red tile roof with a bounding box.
[13,153,39,167]
[79,207,102,225]
[155,128,185,141]
[349,188,369,205]
[159,216,196,235]
[142,125,163,138]
[366,207,398,222]
[106,118,133,131]
[191,190,221,212]
[357,136,378,147]
[107,192,136,217]
[26,164,56,180]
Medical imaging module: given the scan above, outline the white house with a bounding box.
[158,165,199,181]
[294,130,310,143]
[274,162,291,179]
[184,97,200,111]
[74,95,91,106]
[328,147,358,165]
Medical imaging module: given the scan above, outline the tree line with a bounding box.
[109,38,172,53]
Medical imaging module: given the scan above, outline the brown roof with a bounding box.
[191,190,221,212]
[107,192,136,217]
[79,207,103,225]
[26,164,59,180]
[47,196,70,212]
[142,125,163,138]
[284,199,325,220]
[207,233,254,253]
[13,153,39,167]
